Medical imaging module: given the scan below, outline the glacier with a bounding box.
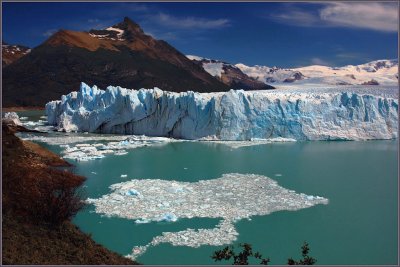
[46,82,398,141]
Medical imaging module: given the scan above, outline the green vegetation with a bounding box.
[212,242,316,265]
[287,242,317,265]
[212,243,270,265]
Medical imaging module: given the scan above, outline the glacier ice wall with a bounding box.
[46,82,398,141]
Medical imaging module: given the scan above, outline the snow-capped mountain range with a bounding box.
[186,55,273,90]
[188,55,398,87]
[2,41,31,66]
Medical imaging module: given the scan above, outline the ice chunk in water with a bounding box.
[159,213,178,222]
[125,189,139,196]
[135,219,151,224]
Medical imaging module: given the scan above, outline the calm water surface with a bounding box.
[17,111,398,265]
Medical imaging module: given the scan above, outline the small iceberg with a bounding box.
[125,189,139,196]
[159,213,178,222]
[115,150,128,156]
[135,218,151,224]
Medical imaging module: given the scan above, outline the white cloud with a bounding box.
[151,13,230,30]
[320,2,398,32]
[311,57,330,66]
[270,9,319,26]
[270,2,398,32]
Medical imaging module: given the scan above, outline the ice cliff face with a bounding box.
[46,83,398,141]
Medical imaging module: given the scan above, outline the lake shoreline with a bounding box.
[2,106,45,112]
[2,121,138,265]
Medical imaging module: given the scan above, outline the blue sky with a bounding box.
[2,2,398,68]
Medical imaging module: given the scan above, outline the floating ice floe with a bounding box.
[18,119,56,132]
[125,189,140,196]
[121,174,128,178]
[18,134,179,161]
[86,173,329,260]
[22,119,46,127]
[135,218,151,224]
[201,137,297,149]
[115,150,128,156]
[159,212,178,222]
[18,133,178,146]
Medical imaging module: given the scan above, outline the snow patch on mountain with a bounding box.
[89,25,126,41]
[187,55,228,78]
[106,27,124,37]
[186,55,205,61]
[203,62,224,78]
[186,55,273,89]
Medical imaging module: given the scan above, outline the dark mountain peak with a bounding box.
[114,17,144,35]
[123,17,140,27]
[3,17,232,107]
[87,17,146,43]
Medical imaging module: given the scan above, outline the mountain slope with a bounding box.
[2,41,31,66]
[3,17,229,107]
[236,59,398,86]
[187,55,274,90]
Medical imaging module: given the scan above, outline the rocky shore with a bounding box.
[2,121,137,265]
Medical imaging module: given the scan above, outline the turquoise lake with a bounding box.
[15,111,398,265]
